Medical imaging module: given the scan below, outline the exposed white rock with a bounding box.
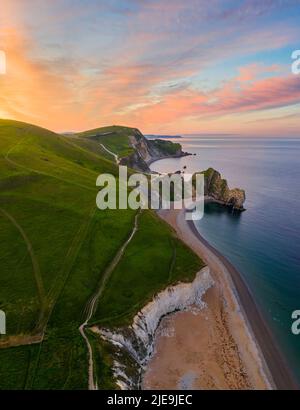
[95,266,213,389]
[113,361,135,390]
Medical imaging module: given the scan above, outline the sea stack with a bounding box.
[194,167,246,211]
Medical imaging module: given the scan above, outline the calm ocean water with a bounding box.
[150,136,300,384]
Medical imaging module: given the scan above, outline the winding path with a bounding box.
[79,211,140,390]
[0,208,46,324]
[100,143,119,164]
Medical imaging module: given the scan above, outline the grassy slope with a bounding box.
[0,119,203,389]
[150,139,182,155]
[76,125,137,158]
[94,211,204,328]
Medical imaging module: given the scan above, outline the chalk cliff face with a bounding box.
[93,266,213,389]
[119,130,190,172]
[194,168,246,211]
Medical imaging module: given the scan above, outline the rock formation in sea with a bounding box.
[194,167,246,211]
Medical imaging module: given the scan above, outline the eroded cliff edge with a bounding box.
[119,129,191,172]
[92,266,213,389]
[193,167,246,211]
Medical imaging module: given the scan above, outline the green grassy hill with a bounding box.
[0,119,203,389]
[76,125,138,158]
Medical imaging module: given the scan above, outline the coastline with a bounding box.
[146,152,192,167]
[186,216,298,390]
[148,208,298,390]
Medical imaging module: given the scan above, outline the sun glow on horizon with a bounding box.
[0,0,299,136]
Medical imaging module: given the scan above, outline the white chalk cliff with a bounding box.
[95,266,213,389]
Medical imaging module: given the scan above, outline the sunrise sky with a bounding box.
[0,0,299,136]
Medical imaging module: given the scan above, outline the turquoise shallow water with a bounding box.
[150,137,300,384]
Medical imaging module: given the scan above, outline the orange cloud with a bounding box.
[0,0,299,136]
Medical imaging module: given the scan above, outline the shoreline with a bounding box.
[146,152,192,167]
[186,216,298,390]
[153,208,298,390]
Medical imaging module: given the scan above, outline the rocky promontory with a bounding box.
[194,167,246,211]
[119,129,191,172]
[81,126,191,172]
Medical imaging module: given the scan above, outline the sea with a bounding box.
[150,136,300,384]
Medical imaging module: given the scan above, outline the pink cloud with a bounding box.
[1,0,299,136]
[116,70,300,130]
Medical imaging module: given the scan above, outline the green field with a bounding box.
[149,139,182,155]
[76,125,138,158]
[0,119,203,389]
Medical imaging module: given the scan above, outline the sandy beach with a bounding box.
[142,208,297,390]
